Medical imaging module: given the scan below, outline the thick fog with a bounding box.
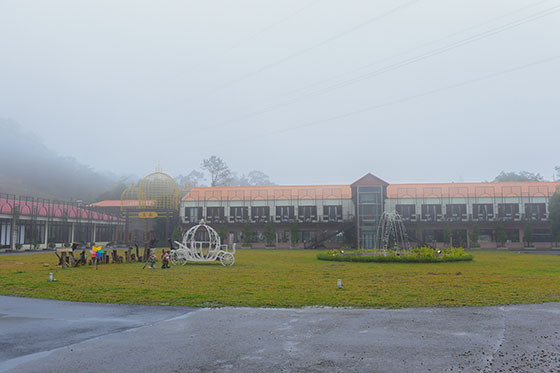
[1,0,559,186]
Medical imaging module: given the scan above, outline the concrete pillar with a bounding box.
[44,221,49,247]
[92,223,97,243]
[71,222,75,243]
[10,218,16,250]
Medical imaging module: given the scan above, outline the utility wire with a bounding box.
[184,0,322,73]
[194,3,560,135]
[305,5,560,95]
[188,0,420,100]
[277,0,556,100]
[219,54,560,145]
[226,0,323,51]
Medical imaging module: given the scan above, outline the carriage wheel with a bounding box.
[220,253,235,266]
[170,251,178,265]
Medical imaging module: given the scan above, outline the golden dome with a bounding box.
[138,172,179,211]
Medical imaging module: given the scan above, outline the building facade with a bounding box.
[0,193,123,251]
[181,184,355,248]
[180,173,560,249]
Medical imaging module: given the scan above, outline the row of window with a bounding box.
[0,219,116,246]
[184,205,344,223]
[395,203,547,221]
[414,228,552,243]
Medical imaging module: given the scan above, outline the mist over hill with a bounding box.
[0,118,123,202]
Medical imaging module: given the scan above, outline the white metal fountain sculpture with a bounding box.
[375,210,410,253]
[171,219,236,266]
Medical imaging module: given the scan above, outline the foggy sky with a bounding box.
[1,0,559,186]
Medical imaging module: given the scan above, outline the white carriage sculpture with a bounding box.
[171,219,236,266]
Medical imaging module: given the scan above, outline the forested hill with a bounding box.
[0,119,117,202]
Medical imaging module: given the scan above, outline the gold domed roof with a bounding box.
[138,172,178,210]
[120,184,139,211]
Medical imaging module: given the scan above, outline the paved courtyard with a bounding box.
[1,296,559,372]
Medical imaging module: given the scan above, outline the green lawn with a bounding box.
[1,249,559,308]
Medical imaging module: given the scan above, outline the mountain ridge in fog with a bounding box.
[0,118,125,202]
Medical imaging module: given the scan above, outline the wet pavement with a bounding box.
[1,296,560,372]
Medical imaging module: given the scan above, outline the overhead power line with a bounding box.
[221,54,560,145]
[276,0,556,100]
[195,3,560,136]
[188,0,420,100]
[184,0,322,74]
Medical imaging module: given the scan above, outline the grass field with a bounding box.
[1,249,559,308]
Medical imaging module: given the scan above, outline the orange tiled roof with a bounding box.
[387,181,560,199]
[183,185,352,201]
[89,200,155,207]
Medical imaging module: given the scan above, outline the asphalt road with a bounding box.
[1,296,560,372]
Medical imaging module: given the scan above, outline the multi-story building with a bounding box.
[181,173,560,249]
[181,184,355,248]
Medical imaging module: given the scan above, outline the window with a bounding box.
[276,206,295,222]
[479,229,494,242]
[356,186,383,249]
[533,228,552,242]
[297,230,316,243]
[323,205,342,222]
[0,221,11,246]
[359,193,380,203]
[395,204,415,221]
[185,207,202,223]
[251,206,270,222]
[445,204,466,221]
[525,203,546,220]
[279,230,290,242]
[96,225,115,242]
[298,206,317,222]
[497,203,519,220]
[232,231,243,242]
[505,229,520,242]
[472,204,493,220]
[230,207,248,222]
[421,204,442,221]
[423,229,444,242]
[206,207,224,223]
[359,204,381,221]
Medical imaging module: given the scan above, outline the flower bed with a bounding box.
[317,247,473,263]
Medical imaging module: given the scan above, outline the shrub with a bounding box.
[63,242,70,248]
[317,247,473,263]
[48,242,56,249]
[15,243,23,250]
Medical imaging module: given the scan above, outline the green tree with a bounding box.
[548,192,560,246]
[469,223,479,248]
[523,222,534,247]
[201,156,232,187]
[217,225,228,243]
[290,222,299,244]
[443,226,452,247]
[493,171,544,182]
[264,222,276,245]
[496,221,507,247]
[171,226,183,242]
[242,223,254,244]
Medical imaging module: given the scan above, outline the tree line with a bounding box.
[174,155,274,188]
